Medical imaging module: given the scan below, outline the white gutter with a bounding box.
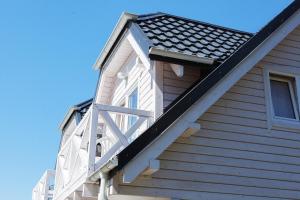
[93,12,138,70]
[149,47,215,65]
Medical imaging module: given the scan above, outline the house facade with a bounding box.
[33,1,300,200]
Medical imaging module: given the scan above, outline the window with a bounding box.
[128,88,138,128]
[96,143,102,157]
[269,74,299,120]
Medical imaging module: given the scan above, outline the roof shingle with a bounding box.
[136,13,253,62]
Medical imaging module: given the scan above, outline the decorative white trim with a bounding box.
[141,159,160,177]
[127,23,152,70]
[153,61,164,120]
[170,63,184,77]
[181,122,201,138]
[94,12,138,69]
[121,8,300,183]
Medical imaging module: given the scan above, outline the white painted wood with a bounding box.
[87,105,98,175]
[99,110,129,146]
[96,104,152,117]
[141,159,160,177]
[170,64,184,77]
[127,23,152,69]
[181,123,201,138]
[153,61,164,120]
[32,170,55,200]
[73,191,82,200]
[82,183,98,199]
[121,9,300,189]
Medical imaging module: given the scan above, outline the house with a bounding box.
[33,1,300,199]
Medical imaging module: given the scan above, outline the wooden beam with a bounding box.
[96,104,153,117]
[170,63,184,77]
[142,159,160,176]
[127,23,152,69]
[99,111,129,146]
[123,159,160,183]
[87,105,98,175]
[181,122,201,138]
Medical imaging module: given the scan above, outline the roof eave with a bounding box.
[59,106,78,132]
[93,12,138,70]
[149,47,215,65]
[59,99,93,132]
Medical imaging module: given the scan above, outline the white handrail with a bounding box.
[53,103,153,200]
[32,170,55,200]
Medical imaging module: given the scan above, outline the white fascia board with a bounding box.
[94,12,138,70]
[122,9,300,183]
[59,107,77,131]
[149,47,215,65]
[127,23,153,70]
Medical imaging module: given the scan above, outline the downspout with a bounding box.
[98,172,108,200]
[91,157,118,200]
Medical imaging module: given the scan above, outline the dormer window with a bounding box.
[269,74,299,120]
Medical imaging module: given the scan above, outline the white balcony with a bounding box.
[32,170,55,200]
[53,103,153,200]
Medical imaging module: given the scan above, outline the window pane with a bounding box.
[270,79,295,119]
[128,88,138,127]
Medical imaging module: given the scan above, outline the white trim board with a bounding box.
[121,8,300,183]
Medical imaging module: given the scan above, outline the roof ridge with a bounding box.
[74,98,93,108]
[137,12,166,21]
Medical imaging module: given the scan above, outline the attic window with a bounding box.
[269,74,299,120]
[263,68,300,131]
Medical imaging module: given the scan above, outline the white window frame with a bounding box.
[264,65,300,130]
[269,75,299,120]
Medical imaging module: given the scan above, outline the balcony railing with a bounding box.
[53,103,153,200]
[32,170,55,200]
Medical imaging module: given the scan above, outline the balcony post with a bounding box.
[87,104,98,175]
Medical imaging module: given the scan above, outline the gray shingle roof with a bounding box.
[136,13,253,62]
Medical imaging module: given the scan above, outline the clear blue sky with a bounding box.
[0,0,292,199]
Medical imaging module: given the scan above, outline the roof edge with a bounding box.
[59,98,93,132]
[149,47,215,65]
[93,12,138,70]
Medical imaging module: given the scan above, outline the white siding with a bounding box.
[61,114,78,146]
[118,27,300,199]
[110,53,153,112]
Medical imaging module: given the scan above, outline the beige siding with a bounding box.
[118,27,300,199]
[160,62,203,108]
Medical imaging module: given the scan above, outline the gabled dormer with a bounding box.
[59,98,93,148]
[94,12,252,120]
[52,11,255,200]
